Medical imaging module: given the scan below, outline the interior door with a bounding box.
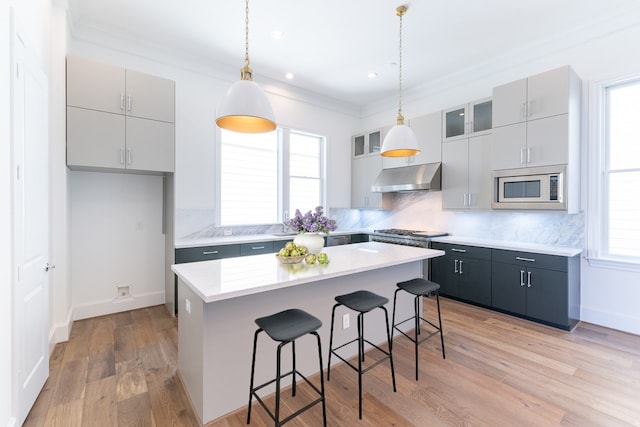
[12,17,50,425]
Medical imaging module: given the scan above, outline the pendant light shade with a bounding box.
[216,0,276,133]
[381,5,421,157]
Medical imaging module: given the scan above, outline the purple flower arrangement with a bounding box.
[284,206,337,234]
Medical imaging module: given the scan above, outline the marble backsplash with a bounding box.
[176,191,584,248]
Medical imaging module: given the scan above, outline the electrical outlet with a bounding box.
[135,220,143,231]
[223,229,232,236]
[117,285,130,298]
[342,313,350,329]
[185,298,191,314]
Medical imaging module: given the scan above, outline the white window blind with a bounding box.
[220,129,279,225]
[604,79,640,259]
[219,128,325,226]
[288,131,322,216]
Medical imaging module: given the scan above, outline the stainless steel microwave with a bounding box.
[492,165,567,210]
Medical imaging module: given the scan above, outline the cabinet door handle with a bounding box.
[454,259,459,273]
[520,148,525,165]
[515,256,536,262]
[527,271,532,287]
[526,147,531,164]
[202,250,219,255]
[120,93,125,111]
[520,102,526,120]
[127,148,132,165]
[451,248,466,253]
[251,246,265,250]
[127,94,132,112]
[120,147,125,164]
[520,270,525,286]
[527,100,532,117]
[459,260,463,274]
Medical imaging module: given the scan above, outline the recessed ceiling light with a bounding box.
[285,72,294,80]
[271,30,284,40]
[368,72,378,79]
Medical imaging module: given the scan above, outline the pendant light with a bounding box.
[381,5,421,157]
[216,0,276,133]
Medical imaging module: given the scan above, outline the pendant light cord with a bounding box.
[397,8,403,117]
[244,0,250,68]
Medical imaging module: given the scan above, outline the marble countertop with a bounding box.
[431,236,583,257]
[175,229,365,249]
[171,241,444,303]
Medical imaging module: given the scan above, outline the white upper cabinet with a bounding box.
[493,66,574,128]
[353,129,382,156]
[66,56,175,173]
[442,133,492,210]
[442,98,492,142]
[491,65,581,170]
[351,154,384,209]
[66,56,175,123]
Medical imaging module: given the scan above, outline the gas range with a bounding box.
[369,229,448,248]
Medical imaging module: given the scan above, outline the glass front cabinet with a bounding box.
[442,98,492,142]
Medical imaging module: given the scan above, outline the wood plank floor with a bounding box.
[24,298,640,426]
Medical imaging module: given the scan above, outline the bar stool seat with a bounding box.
[392,278,445,381]
[327,290,396,419]
[247,308,326,426]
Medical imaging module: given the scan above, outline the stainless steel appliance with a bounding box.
[369,229,448,248]
[492,165,567,210]
[369,229,448,279]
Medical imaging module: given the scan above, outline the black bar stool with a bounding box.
[392,278,445,380]
[327,290,396,419]
[247,308,326,427]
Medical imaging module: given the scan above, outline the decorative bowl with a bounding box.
[275,254,305,264]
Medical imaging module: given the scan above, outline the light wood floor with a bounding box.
[24,298,640,426]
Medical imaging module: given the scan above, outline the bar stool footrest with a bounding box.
[250,369,324,426]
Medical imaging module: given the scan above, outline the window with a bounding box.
[219,128,325,225]
[602,78,640,260]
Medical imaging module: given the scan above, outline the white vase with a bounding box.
[293,232,325,255]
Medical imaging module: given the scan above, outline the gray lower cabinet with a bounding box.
[431,243,492,306]
[491,249,580,330]
[431,242,580,330]
[175,244,240,263]
[240,241,273,256]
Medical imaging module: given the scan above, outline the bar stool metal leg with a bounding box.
[326,290,396,420]
[247,308,326,426]
[392,279,445,381]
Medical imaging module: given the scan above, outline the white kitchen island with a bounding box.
[172,241,444,424]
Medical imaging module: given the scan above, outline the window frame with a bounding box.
[214,126,327,227]
[587,75,640,272]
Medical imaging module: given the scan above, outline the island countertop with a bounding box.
[171,241,444,303]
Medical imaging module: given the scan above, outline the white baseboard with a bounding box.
[72,291,165,322]
[49,309,73,352]
[581,306,640,336]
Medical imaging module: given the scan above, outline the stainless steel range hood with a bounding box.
[371,162,441,193]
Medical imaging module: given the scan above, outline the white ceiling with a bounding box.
[67,0,640,108]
